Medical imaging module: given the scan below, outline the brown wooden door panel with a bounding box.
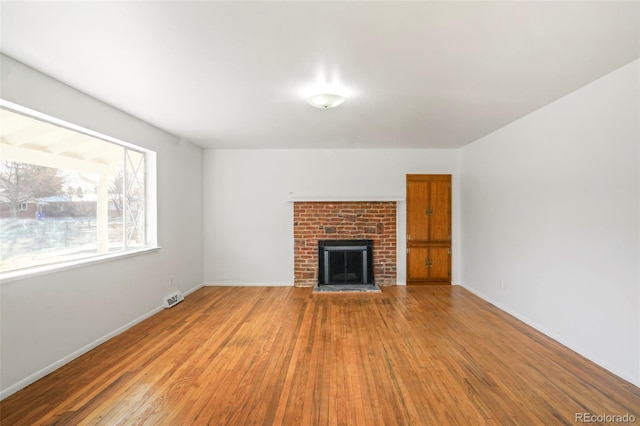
[429,246,451,281]
[429,181,451,242]
[406,181,429,241]
[407,247,429,281]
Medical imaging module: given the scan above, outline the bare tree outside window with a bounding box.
[0,162,65,217]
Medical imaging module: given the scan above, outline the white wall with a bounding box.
[0,55,204,398]
[460,60,640,386]
[203,149,460,286]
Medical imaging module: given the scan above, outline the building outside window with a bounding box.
[0,104,155,274]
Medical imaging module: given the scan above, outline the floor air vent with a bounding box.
[164,291,184,308]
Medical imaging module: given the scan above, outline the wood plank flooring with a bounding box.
[1,286,639,425]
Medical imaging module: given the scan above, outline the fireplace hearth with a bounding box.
[318,240,374,286]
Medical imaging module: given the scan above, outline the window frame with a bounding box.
[0,99,159,282]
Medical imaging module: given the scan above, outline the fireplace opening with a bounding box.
[318,240,374,286]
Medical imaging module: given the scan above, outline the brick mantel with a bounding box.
[293,201,397,287]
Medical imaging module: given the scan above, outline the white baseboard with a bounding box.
[1,282,206,401]
[183,283,204,296]
[456,283,640,388]
[206,282,408,287]
[204,281,293,287]
[205,282,411,287]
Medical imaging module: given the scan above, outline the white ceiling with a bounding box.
[1,1,638,150]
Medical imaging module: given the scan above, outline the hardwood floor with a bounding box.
[1,286,639,425]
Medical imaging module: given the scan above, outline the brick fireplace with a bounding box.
[293,202,397,287]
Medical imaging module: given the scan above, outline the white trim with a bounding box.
[205,281,410,287]
[0,247,161,284]
[456,283,640,388]
[288,195,404,202]
[182,283,204,297]
[204,281,293,287]
[0,282,205,400]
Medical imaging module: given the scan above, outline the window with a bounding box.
[0,102,156,274]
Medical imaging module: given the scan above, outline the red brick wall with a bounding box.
[293,202,397,287]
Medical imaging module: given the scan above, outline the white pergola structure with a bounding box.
[0,108,123,253]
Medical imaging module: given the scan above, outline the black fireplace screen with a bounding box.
[318,240,374,285]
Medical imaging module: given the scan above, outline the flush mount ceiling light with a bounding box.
[306,93,345,109]
[302,76,350,109]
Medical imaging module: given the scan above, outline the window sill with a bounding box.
[0,247,161,284]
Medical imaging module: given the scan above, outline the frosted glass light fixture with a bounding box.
[306,93,345,109]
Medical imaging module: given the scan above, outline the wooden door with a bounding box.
[407,181,429,242]
[406,246,451,283]
[407,246,429,281]
[406,174,452,285]
[428,246,451,282]
[429,181,451,242]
